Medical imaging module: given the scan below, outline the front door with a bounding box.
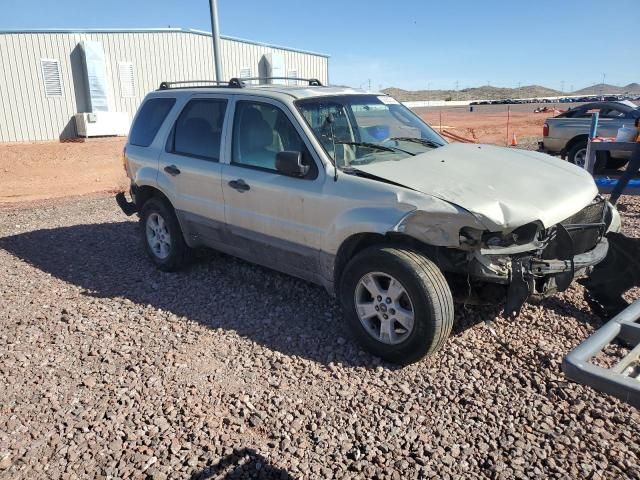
[221,98,326,282]
[158,95,230,246]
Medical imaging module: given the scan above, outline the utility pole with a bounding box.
[600,73,606,95]
[560,80,565,93]
[208,0,223,81]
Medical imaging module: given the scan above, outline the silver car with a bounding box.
[542,101,640,170]
[117,78,620,364]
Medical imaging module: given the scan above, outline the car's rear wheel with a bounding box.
[339,246,454,364]
[139,196,191,271]
[567,140,588,169]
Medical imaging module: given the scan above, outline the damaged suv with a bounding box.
[117,78,620,364]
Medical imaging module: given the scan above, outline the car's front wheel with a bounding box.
[339,246,454,364]
[139,196,191,271]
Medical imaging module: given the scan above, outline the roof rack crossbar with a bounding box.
[158,79,244,90]
[234,76,322,86]
[158,76,323,91]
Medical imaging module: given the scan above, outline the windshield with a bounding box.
[295,94,446,168]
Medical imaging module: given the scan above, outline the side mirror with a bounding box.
[275,151,309,177]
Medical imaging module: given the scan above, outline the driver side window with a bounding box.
[299,103,356,167]
[231,101,316,177]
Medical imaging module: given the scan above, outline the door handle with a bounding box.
[228,179,250,192]
[164,165,181,176]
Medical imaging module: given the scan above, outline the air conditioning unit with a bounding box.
[74,111,130,137]
[260,53,286,84]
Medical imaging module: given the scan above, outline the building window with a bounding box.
[118,62,135,98]
[41,59,63,97]
[287,70,298,86]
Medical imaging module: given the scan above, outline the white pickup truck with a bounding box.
[541,100,640,171]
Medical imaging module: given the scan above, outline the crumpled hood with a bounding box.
[356,143,599,230]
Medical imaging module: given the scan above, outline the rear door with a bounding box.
[158,94,231,246]
[220,97,327,282]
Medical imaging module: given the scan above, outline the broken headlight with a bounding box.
[461,222,542,249]
[482,222,541,249]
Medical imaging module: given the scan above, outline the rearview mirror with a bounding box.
[275,151,309,177]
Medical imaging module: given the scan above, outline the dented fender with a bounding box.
[392,188,488,247]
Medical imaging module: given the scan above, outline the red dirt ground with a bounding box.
[416,104,551,145]
[0,137,128,204]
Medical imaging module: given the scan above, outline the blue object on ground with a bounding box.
[594,176,640,195]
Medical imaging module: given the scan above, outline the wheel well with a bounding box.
[333,232,436,287]
[134,185,170,210]
[565,134,588,152]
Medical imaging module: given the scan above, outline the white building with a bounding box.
[0,28,330,142]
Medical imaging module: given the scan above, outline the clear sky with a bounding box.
[2,0,637,91]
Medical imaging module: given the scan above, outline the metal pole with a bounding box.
[209,0,223,81]
[584,112,599,173]
[506,105,510,146]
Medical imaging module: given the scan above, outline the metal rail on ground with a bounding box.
[562,299,640,408]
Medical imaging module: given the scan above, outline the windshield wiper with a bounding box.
[389,137,444,149]
[336,141,415,156]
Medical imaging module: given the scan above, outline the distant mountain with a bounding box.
[571,83,640,95]
[382,85,562,102]
[382,82,640,101]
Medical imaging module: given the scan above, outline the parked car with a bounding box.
[541,101,640,171]
[117,79,619,364]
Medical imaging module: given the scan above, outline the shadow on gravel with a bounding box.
[541,232,640,323]
[0,221,504,367]
[0,221,383,367]
[540,232,640,323]
[190,448,292,480]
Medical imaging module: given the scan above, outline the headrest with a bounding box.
[240,108,272,150]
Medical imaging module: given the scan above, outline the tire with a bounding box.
[339,246,454,364]
[139,196,191,272]
[567,139,606,173]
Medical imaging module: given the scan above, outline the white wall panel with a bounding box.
[0,30,329,142]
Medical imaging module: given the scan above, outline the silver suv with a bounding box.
[117,78,620,364]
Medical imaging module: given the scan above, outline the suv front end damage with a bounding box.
[465,196,615,314]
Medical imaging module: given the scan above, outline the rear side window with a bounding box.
[170,99,228,161]
[129,97,176,147]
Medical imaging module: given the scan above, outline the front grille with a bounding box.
[562,197,607,227]
[542,198,607,259]
[559,198,607,255]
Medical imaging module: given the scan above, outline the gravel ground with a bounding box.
[1,195,639,479]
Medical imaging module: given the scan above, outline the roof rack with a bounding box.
[157,77,323,90]
[237,77,323,86]
[158,79,244,90]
